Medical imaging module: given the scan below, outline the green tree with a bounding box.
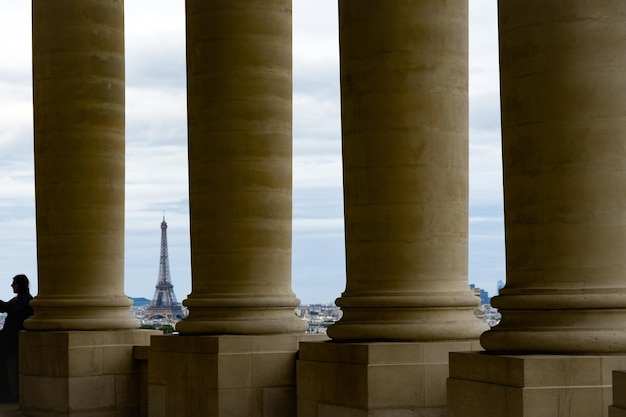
[160,324,175,334]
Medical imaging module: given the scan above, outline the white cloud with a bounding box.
[294,217,343,234]
[293,1,339,63]
[293,93,341,141]
[293,155,342,191]
[0,2,31,79]
[470,216,504,224]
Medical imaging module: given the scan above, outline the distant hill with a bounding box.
[130,297,151,307]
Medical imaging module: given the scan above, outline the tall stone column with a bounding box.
[298,3,485,415]
[25,2,152,416]
[327,0,486,341]
[448,3,626,416]
[176,0,306,335]
[151,4,307,416]
[480,0,626,354]
[29,0,137,330]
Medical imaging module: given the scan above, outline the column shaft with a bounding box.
[481,0,626,353]
[328,0,487,341]
[29,0,136,330]
[176,0,306,334]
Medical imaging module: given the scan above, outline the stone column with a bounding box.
[448,3,626,416]
[25,2,152,416]
[298,4,485,415]
[176,0,306,335]
[151,6,307,416]
[327,0,486,341]
[481,0,626,354]
[29,0,137,330]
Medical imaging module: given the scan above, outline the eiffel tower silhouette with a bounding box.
[144,216,185,322]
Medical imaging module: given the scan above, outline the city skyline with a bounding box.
[0,0,503,304]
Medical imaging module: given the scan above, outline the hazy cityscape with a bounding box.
[127,284,501,334]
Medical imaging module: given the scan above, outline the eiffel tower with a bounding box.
[144,216,185,322]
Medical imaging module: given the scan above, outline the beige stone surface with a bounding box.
[177,0,306,336]
[147,385,167,417]
[29,0,137,331]
[263,387,296,417]
[115,374,141,410]
[68,375,116,409]
[613,371,626,408]
[315,404,446,417]
[148,334,305,417]
[610,407,626,417]
[253,352,298,386]
[448,352,626,417]
[329,0,487,342]
[298,340,480,417]
[424,364,449,406]
[20,330,153,417]
[481,0,626,353]
[21,375,69,414]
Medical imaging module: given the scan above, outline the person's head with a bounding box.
[11,274,29,294]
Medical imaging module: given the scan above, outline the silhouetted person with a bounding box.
[0,274,33,402]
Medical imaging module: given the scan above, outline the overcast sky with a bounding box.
[0,0,503,305]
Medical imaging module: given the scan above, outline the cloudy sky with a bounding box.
[0,0,503,305]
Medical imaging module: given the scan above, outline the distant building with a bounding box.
[296,304,343,334]
[469,284,490,305]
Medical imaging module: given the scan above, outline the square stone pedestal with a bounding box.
[297,340,481,417]
[148,334,326,417]
[448,351,626,417]
[19,330,156,417]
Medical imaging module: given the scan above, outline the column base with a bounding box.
[148,333,326,417]
[329,292,488,341]
[485,293,626,353]
[176,304,308,335]
[297,340,482,417]
[26,296,139,330]
[327,307,488,341]
[448,351,626,417]
[19,330,156,417]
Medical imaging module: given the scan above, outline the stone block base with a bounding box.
[19,330,156,417]
[148,334,326,417]
[297,340,481,417]
[448,351,626,417]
